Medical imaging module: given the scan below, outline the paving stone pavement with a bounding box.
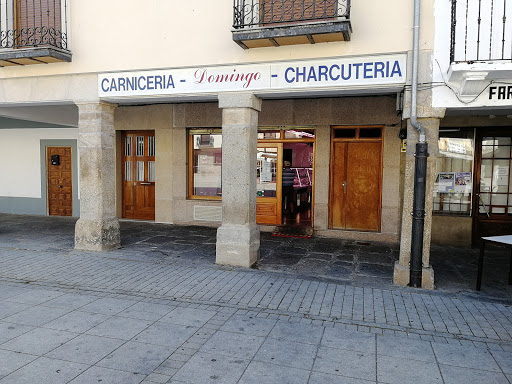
[0,214,511,383]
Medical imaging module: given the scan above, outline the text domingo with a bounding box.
[194,69,261,88]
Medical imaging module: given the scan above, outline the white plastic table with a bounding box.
[477,235,512,291]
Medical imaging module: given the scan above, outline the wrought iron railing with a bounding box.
[450,0,512,63]
[0,0,68,50]
[233,0,350,29]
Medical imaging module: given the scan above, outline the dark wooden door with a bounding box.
[330,141,382,231]
[122,131,155,220]
[473,132,512,243]
[47,146,72,216]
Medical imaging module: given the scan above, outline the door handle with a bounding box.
[342,182,347,193]
[476,193,490,218]
[58,185,63,189]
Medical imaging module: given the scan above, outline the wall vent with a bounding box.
[193,205,222,222]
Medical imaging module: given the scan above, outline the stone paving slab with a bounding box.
[0,280,511,383]
[1,245,511,347]
[0,214,512,383]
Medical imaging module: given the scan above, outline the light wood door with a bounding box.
[122,131,156,220]
[257,144,283,225]
[47,146,72,216]
[330,141,382,231]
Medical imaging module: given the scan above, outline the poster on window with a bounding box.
[435,172,455,192]
[454,172,472,193]
[261,159,272,183]
[494,165,509,186]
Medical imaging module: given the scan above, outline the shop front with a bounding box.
[432,123,512,247]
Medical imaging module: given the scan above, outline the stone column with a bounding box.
[75,102,121,251]
[393,118,441,289]
[216,93,261,267]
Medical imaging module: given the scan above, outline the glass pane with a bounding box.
[491,193,508,206]
[148,161,155,182]
[434,135,475,216]
[359,128,382,138]
[482,137,495,146]
[478,193,491,214]
[257,147,278,197]
[334,129,356,138]
[148,136,155,157]
[136,161,144,181]
[284,129,315,139]
[480,159,493,192]
[192,134,222,196]
[493,144,511,158]
[493,160,510,193]
[125,161,132,181]
[258,130,281,140]
[124,136,132,156]
[496,137,512,145]
[136,136,144,157]
[491,207,506,214]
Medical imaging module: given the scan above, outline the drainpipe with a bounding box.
[409,0,428,288]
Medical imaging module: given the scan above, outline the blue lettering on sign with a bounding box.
[101,78,109,92]
[329,65,340,81]
[127,77,136,91]
[285,68,295,83]
[341,64,351,80]
[307,67,317,82]
[138,76,146,90]
[281,60,403,84]
[318,65,328,81]
[101,74,176,93]
[374,62,385,78]
[390,61,402,77]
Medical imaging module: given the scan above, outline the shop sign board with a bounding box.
[99,54,407,99]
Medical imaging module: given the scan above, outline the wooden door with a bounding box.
[47,146,72,216]
[473,132,512,243]
[330,141,382,231]
[122,131,156,220]
[256,144,283,225]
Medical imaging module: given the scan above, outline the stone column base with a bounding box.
[216,224,260,267]
[421,266,435,290]
[75,218,121,251]
[393,262,435,289]
[393,262,410,287]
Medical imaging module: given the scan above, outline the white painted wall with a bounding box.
[0,0,438,79]
[432,0,512,110]
[0,128,78,198]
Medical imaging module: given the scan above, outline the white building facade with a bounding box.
[0,0,466,289]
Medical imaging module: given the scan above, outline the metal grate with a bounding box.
[233,0,350,29]
[193,205,222,222]
[450,0,512,63]
[0,0,69,50]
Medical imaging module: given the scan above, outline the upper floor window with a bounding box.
[450,0,512,63]
[232,0,351,49]
[0,0,70,66]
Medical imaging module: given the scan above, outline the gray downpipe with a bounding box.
[410,0,429,288]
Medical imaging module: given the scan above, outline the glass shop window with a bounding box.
[188,129,222,199]
[433,130,474,215]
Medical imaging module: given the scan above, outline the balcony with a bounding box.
[0,0,71,67]
[447,0,512,96]
[232,0,351,49]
